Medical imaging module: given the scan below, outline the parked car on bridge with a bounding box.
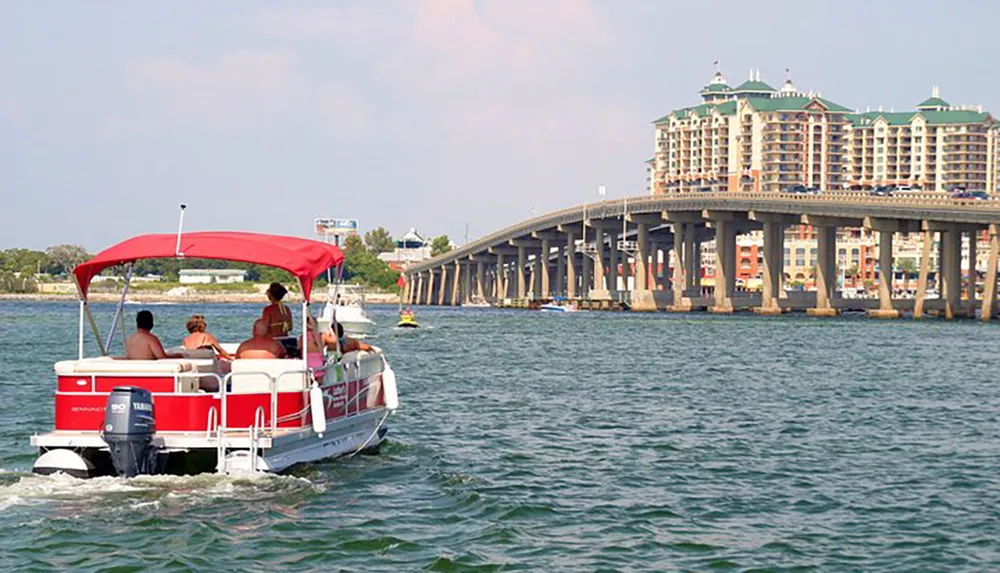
[950,188,988,200]
[788,184,819,195]
[869,186,892,197]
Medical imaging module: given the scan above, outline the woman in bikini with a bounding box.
[181,314,232,360]
[261,282,293,339]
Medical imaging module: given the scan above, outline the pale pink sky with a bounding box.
[3,0,999,249]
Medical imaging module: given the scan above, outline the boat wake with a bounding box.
[0,471,323,512]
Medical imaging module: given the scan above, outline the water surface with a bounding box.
[0,301,998,571]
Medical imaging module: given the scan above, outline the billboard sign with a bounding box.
[314,218,359,237]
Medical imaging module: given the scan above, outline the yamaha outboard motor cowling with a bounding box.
[101,387,166,477]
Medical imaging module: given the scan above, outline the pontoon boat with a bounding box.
[31,231,399,478]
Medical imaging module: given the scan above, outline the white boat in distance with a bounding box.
[539,301,578,313]
[320,284,376,337]
[461,295,491,309]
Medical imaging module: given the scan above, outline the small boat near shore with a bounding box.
[31,229,399,478]
[319,284,375,337]
[461,295,491,309]
[397,310,419,328]
[540,301,578,313]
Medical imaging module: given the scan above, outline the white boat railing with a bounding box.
[195,352,386,470]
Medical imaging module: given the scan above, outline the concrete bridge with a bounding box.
[402,192,1000,320]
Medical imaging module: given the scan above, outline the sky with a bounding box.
[4,0,1000,251]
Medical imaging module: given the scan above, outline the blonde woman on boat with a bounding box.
[182,314,231,360]
[262,282,293,338]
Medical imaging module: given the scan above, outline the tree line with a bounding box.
[0,228,454,293]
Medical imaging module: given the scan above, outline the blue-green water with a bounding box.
[1,301,999,571]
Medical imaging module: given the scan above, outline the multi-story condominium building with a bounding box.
[845,89,998,193]
[651,68,999,194]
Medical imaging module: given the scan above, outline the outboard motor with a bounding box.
[101,387,166,477]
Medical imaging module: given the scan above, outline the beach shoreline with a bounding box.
[0,292,401,304]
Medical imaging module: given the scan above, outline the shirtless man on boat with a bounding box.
[235,319,287,359]
[125,310,183,360]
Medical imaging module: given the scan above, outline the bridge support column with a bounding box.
[670,223,689,311]
[693,233,703,295]
[565,232,577,299]
[554,244,565,297]
[982,224,998,321]
[630,222,656,311]
[451,261,461,306]
[868,230,900,319]
[914,229,933,319]
[437,266,448,306]
[476,260,486,300]
[581,231,593,297]
[414,273,424,306]
[540,239,551,298]
[966,231,977,317]
[608,234,619,293]
[808,225,839,317]
[684,224,699,297]
[710,220,735,313]
[496,255,506,300]
[591,228,606,298]
[942,228,961,319]
[756,221,784,315]
[531,254,542,300]
[516,246,526,299]
[634,224,649,291]
[425,270,436,306]
[463,262,473,304]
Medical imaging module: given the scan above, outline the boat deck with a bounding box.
[31,408,386,452]
[31,428,302,450]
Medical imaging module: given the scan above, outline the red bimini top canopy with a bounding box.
[73,232,344,301]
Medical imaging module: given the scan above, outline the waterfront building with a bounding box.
[651,67,999,194]
[378,227,433,271]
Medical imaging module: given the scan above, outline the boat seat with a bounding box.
[55,359,195,375]
[166,347,217,360]
[340,349,385,380]
[229,359,308,394]
[54,358,226,393]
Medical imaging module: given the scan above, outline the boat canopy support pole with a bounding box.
[104,263,134,353]
[78,300,85,360]
[85,304,107,357]
[72,274,106,358]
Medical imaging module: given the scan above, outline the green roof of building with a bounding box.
[700,83,731,94]
[652,100,740,124]
[921,109,992,124]
[732,79,775,93]
[743,96,851,113]
[916,96,950,109]
[847,109,993,127]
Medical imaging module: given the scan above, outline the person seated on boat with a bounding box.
[303,316,334,378]
[182,314,232,360]
[125,310,184,360]
[235,319,287,359]
[262,282,293,338]
[334,322,374,354]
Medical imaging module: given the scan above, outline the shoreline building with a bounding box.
[378,228,433,272]
[651,67,999,194]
